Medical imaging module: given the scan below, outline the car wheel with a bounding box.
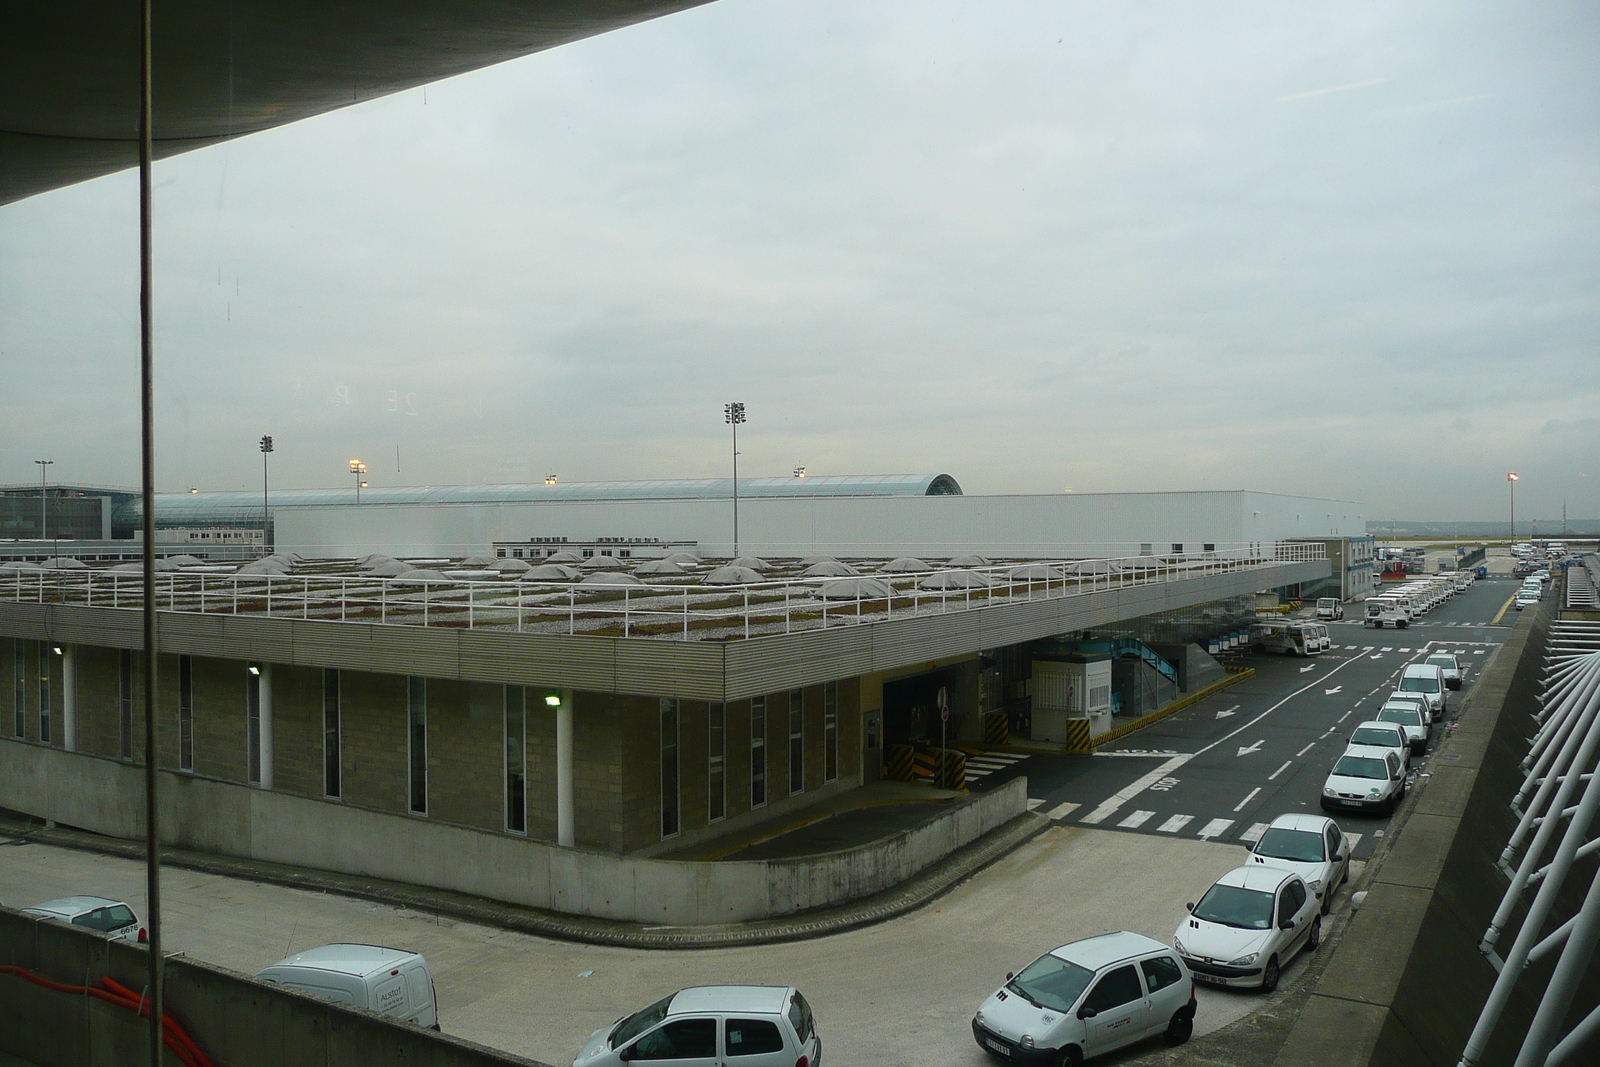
[1164,1012,1194,1046]
[1057,1045,1084,1067]
[1398,620,1408,629]
[1260,956,1280,993]
[1308,916,1322,950]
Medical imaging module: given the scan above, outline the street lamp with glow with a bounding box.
[1508,472,1519,542]
[350,459,367,504]
[724,402,746,557]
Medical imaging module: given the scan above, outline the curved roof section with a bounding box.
[118,474,962,530]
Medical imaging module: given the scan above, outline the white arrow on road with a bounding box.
[1299,665,1316,673]
[1325,686,1343,695]
[1237,739,1265,757]
[1216,705,1239,719]
[1370,654,1383,660]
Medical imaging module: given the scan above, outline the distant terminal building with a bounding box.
[1,474,1361,923]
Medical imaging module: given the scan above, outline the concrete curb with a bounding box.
[0,808,1051,950]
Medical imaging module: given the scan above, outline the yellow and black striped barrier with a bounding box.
[1064,719,1094,753]
[984,712,1010,745]
[885,744,917,782]
[911,748,938,780]
[934,748,967,791]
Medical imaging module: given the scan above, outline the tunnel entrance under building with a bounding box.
[883,668,964,749]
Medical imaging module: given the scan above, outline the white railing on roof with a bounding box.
[0,542,1326,641]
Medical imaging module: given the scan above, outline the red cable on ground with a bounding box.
[0,965,216,1067]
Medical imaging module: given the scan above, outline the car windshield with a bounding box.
[1005,953,1096,1013]
[1352,727,1401,749]
[1254,828,1324,863]
[1425,657,1454,670]
[1400,677,1440,694]
[1333,755,1390,780]
[1379,708,1420,727]
[1193,884,1275,930]
[73,905,136,932]
[612,994,674,1048]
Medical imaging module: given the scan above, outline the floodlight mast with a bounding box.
[350,459,367,504]
[260,435,273,552]
[1508,472,1519,542]
[33,460,52,541]
[724,402,746,558]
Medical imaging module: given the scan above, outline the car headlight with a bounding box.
[974,1010,985,1027]
[1174,936,1188,956]
[1228,952,1258,966]
[1307,879,1323,894]
[1020,1034,1036,1050]
[1369,787,1383,796]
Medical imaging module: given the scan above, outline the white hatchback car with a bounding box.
[1348,720,1412,769]
[22,896,145,942]
[1173,866,1321,993]
[574,987,820,1067]
[1424,653,1463,690]
[1247,814,1352,915]
[1397,664,1448,720]
[1321,744,1408,815]
[1377,700,1430,754]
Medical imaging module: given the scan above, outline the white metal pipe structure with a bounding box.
[1460,626,1600,1067]
[60,645,76,752]
[555,688,574,848]
[258,664,274,790]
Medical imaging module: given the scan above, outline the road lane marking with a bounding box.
[1079,755,1190,824]
[1325,686,1343,695]
[1118,810,1156,829]
[1268,760,1293,780]
[1233,788,1261,812]
[1188,652,1368,760]
[1216,705,1239,719]
[1296,742,1317,757]
[1345,833,1364,853]
[1337,709,1355,723]
[1197,818,1235,840]
[1157,815,1193,833]
[1237,739,1265,757]
[1240,822,1269,844]
[1045,801,1081,821]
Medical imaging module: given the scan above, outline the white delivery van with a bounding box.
[255,944,438,1029]
[1315,598,1344,620]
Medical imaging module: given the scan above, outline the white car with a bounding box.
[1424,653,1463,690]
[255,944,438,1030]
[1376,700,1429,755]
[575,987,820,1067]
[1397,664,1447,720]
[1174,866,1321,993]
[972,931,1196,1063]
[22,896,145,942]
[1321,744,1408,815]
[1349,720,1412,769]
[1515,588,1540,611]
[1247,814,1352,916]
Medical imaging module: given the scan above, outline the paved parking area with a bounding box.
[0,826,1337,1066]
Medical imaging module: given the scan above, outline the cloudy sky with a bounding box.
[2,0,1596,523]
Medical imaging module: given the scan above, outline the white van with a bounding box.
[255,944,438,1029]
[1365,598,1408,629]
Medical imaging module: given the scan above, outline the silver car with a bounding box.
[574,986,820,1067]
[21,896,145,942]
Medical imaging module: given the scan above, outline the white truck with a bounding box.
[1365,597,1408,629]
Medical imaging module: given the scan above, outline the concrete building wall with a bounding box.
[276,489,1367,560]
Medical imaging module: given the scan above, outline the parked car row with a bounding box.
[1515,571,1549,611]
[1365,571,1472,629]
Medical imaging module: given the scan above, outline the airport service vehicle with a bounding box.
[576,987,821,1067]
[973,931,1196,1063]
[1315,598,1344,620]
[1321,744,1408,815]
[1252,618,1322,656]
[255,945,438,1030]
[1377,700,1430,753]
[1309,623,1331,652]
[1247,814,1352,916]
[1397,664,1448,720]
[1174,866,1321,993]
[1425,653,1463,690]
[1365,598,1408,629]
[1348,721,1412,769]
[21,896,145,942]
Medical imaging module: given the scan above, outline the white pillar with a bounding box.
[556,688,574,847]
[259,664,274,790]
[61,645,76,752]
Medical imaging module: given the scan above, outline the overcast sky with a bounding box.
[2,0,1597,523]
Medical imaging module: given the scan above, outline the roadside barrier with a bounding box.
[885,744,916,782]
[983,712,1009,745]
[1063,719,1093,753]
[0,965,216,1067]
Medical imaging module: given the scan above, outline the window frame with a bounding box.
[1083,964,1144,1013]
[407,676,428,815]
[787,688,804,796]
[322,668,342,798]
[118,650,134,760]
[37,642,51,745]
[177,655,194,772]
[660,697,680,839]
[823,681,838,784]
[246,664,262,785]
[13,639,28,739]
[504,685,526,834]
[750,695,767,808]
[707,702,726,823]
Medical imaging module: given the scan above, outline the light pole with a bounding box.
[1508,472,1519,543]
[724,402,745,558]
[259,435,273,552]
[33,460,53,541]
[350,459,367,504]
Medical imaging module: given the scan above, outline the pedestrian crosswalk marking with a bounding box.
[1156,814,1193,833]
[1026,798,1045,810]
[1118,810,1156,829]
[1197,818,1235,840]
[1240,822,1269,845]
[1344,833,1364,853]
[962,751,1028,779]
[1045,801,1081,821]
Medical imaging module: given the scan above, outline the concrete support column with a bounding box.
[259,664,274,790]
[556,688,574,847]
[61,645,76,752]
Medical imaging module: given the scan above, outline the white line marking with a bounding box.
[1345,832,1364,852]
[1296,742,1317,757]
[1399,647,1411,653]
[1337,709,1355,723]
[1157,814,1193,833]
[1079,754,1189,824]
[1045,801,1081,821]
[1188,652,1367,761]
[1118,810,1156,828]
[1233,788,1261,812]
[1240,822,1269,844]
[1268,760,1293,780]
[1197,818,1235,840]
[1026,798,1045,810]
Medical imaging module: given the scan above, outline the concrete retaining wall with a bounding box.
[0,906,548,1067]
[0,743,1027,924]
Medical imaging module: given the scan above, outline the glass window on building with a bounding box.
[823,682,838,783]
[707,702,726,822]
[246,665,262,784]
[118,650,134,760]
[750,696,767,808]
[505,686,526,834]
[408,677,428,815]
[13,639,27,739]
[322,669,341,798]
[1171,543,1184,554]
[660,698,680,839]
[37,643,51,745]
[788,688,805,795]
[178,655,193,772]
